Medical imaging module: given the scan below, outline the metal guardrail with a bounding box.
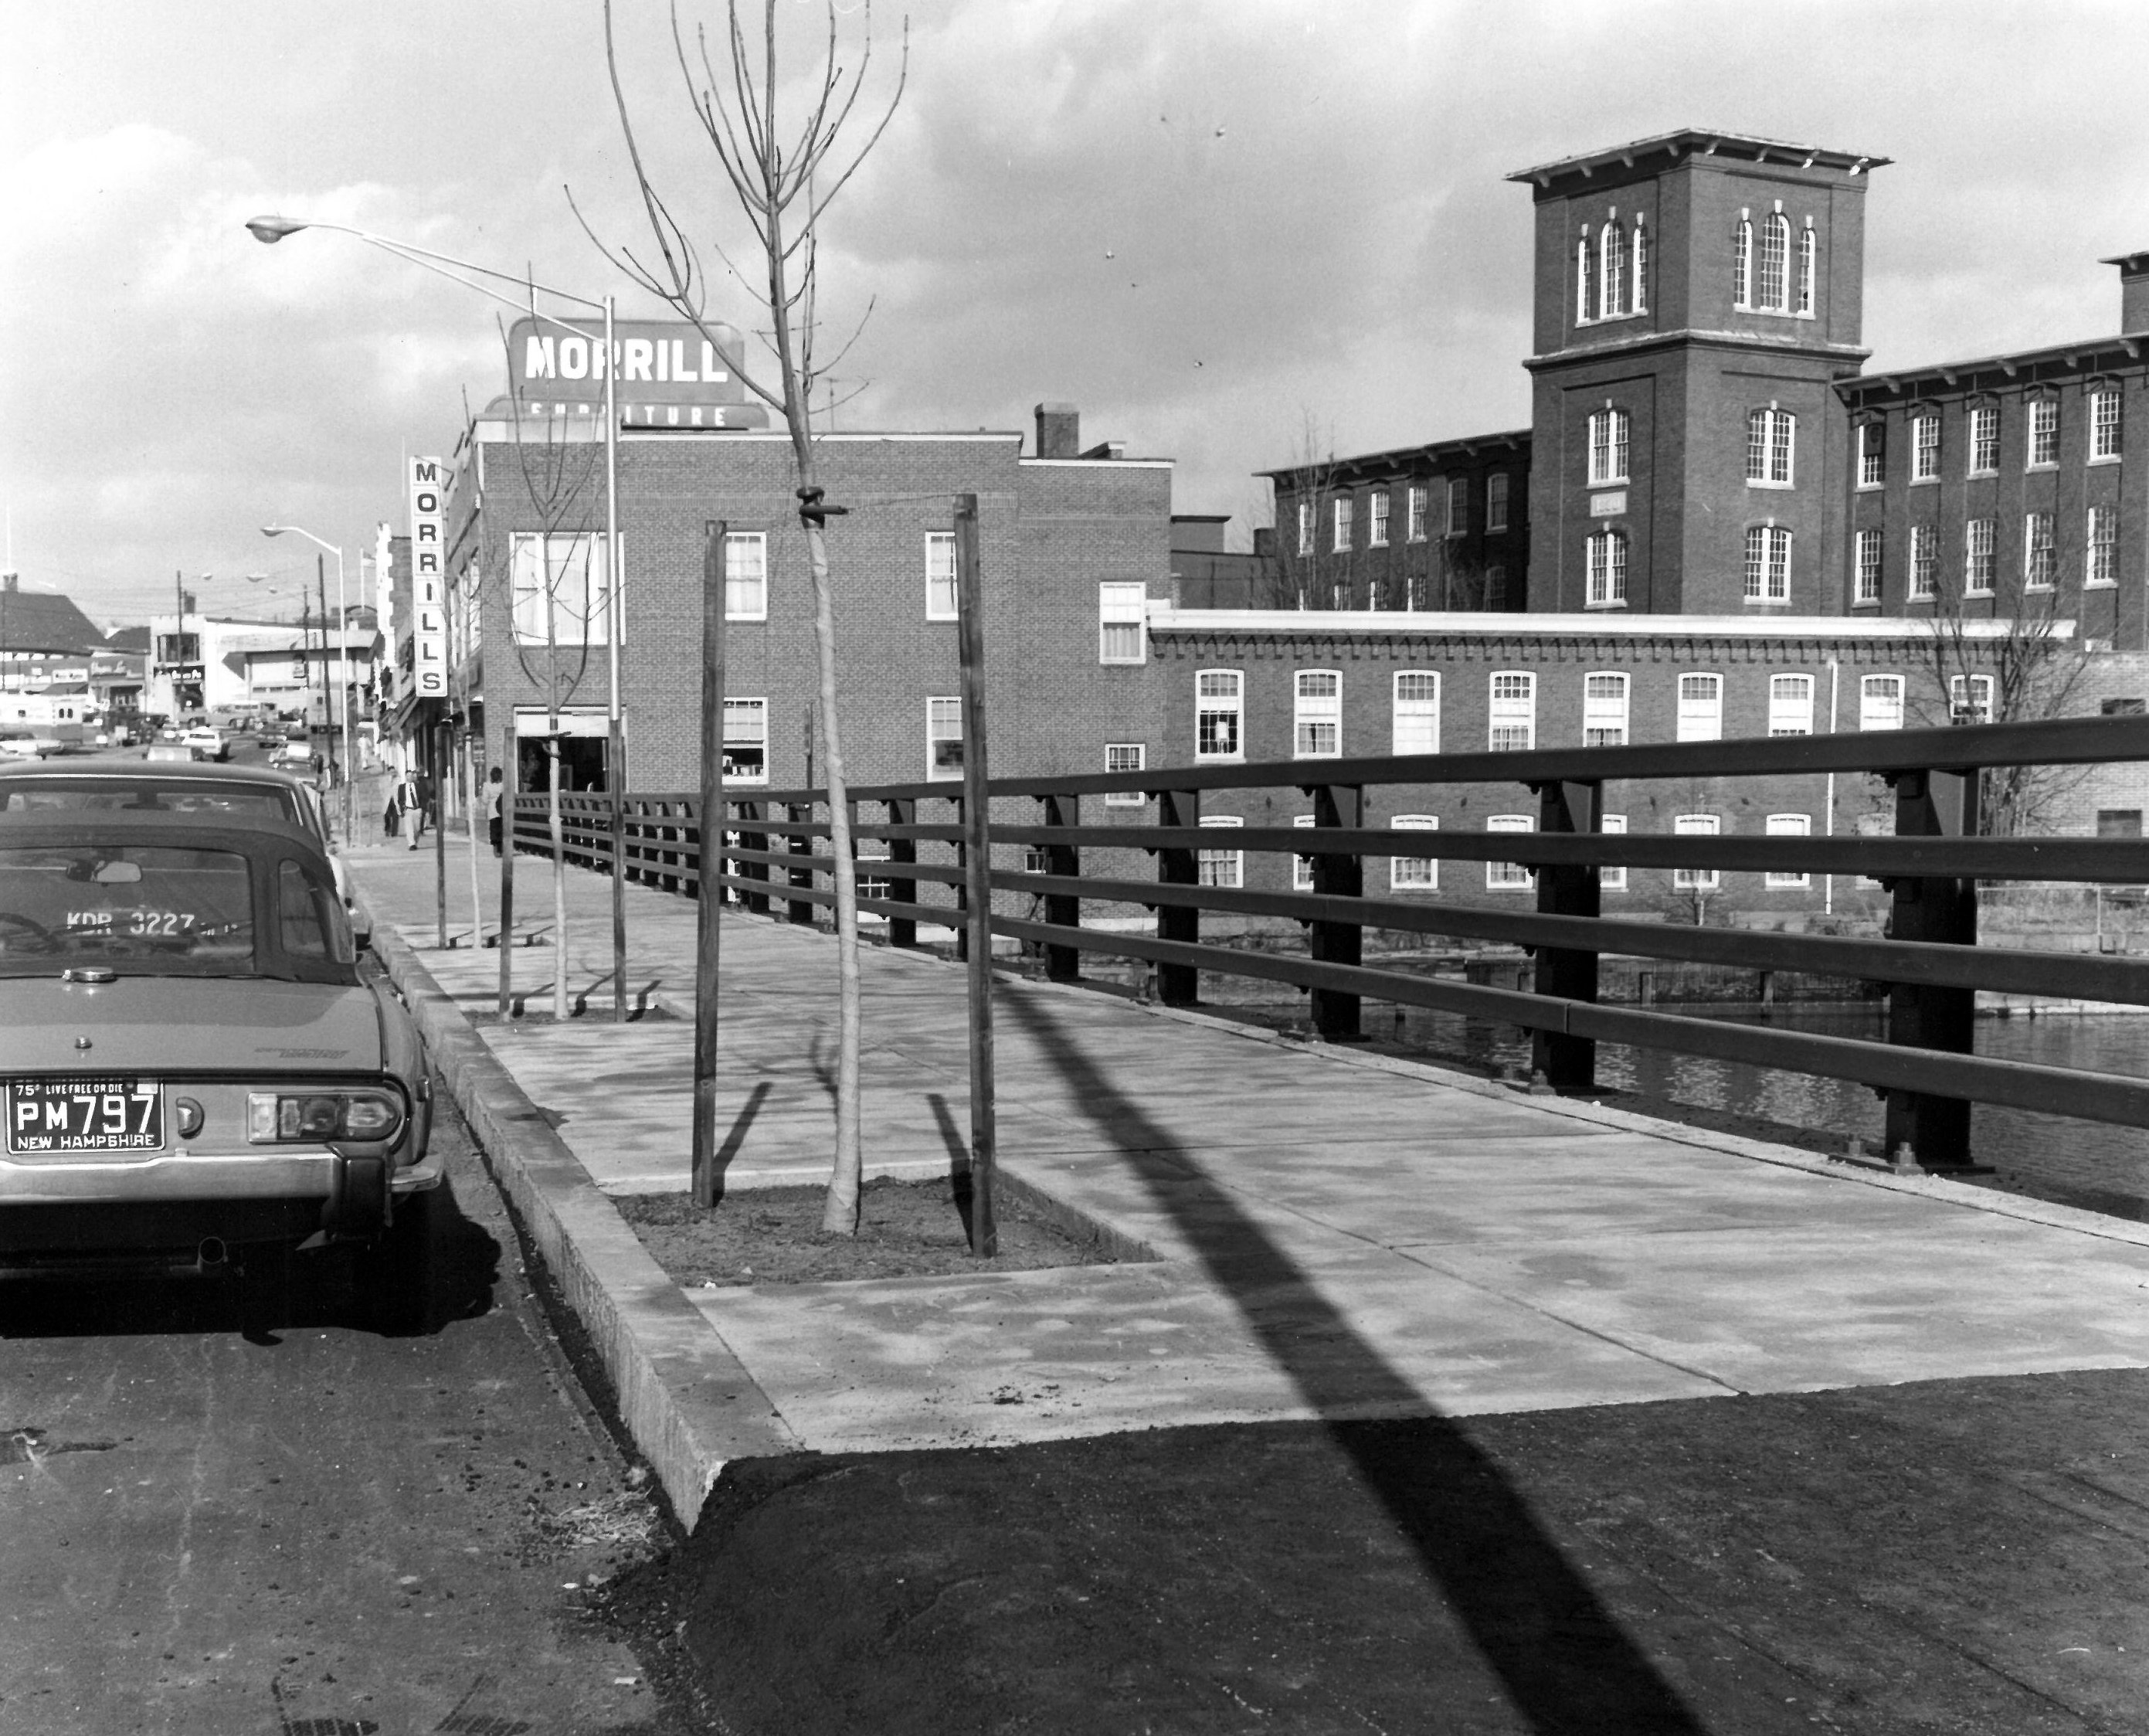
[511,713,2149,1168]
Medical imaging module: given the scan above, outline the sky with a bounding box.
[5,0,2149,629]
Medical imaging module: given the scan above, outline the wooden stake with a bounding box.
[691,522,728,1206]
[955,493,997,1257]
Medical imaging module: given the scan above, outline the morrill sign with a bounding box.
[508,317,770,428]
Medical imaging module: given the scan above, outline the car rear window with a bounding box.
[0,783,303,824]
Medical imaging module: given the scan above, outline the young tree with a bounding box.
[590,0,906,1233]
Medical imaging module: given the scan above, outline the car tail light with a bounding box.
[246,1089,405,1144]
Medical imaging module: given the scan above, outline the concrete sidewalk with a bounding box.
[348,842,2149,1524]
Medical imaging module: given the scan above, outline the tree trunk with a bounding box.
[549,736,569,1021]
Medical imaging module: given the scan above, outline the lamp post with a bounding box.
[247,215,629,1022]
[261,526,351,841]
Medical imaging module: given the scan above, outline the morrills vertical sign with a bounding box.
[406,457,449,698]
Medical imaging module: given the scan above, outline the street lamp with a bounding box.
[262,525,353,843]
[246,214,629,1022]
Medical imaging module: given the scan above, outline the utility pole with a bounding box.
[317,555,334,807]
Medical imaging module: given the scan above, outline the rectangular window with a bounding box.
[1970,405,1999,474]
[2022,512,2056,589]
[1588,409,1630,486]
[1764,814,1811,888]
[2028,399,2059,468]
[1294,669,1341,759]
[2098,809,2144,837]
[1486,815,1533,890]
[1104,742,1146,807]
[722,530,765,622]
[1747,408,1795,486]
[1677,672,1723,742]
[721,697,768,783]
[1392,671,1440,756]
[1446,477,1468,538]
[1196,669,1243,762]
[2093,389,2123,461]
[1333,497,1353,552]
[1964,517,1995,594]
[1485,565,1509,608]
[1488,671,1536,752]
[925,532,958,620]
[1582,672,1628,746]
[1370,492,1390,547]
[1098,582,1146,664]
[1913,413,1940,482]
[1910,524,1938,598]
[1296,503,1313,557]
[1858,422,1885,488]
[1950,674,1995,726]
[1406,486,1428,543]
[1769,673,1814,736]
[1390,815,1438,891]
[1486,474,1510,533]
[1600,812,1628,892]
[1743,524,1791,601]
[1673,814,1720,891]
[1586,529,1627,606]
[1293,814,1316,893]
[2089,505,2119,586]
[1855,528,1883,603]
[511,531,616,644]
[1197,816,1243,889]
[1860,674,1904,732]
[855,838,891,904]
[926,696,962,780]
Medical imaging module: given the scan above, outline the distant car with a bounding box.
[180,726,228,762]
[143,742,200,763]
[274,739,315,769]
[0,811,436,1325]
[0,736,63,762]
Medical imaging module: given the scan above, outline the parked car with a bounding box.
[274,738,315,769]
[0,811,436,1326]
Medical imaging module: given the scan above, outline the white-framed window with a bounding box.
[2089,505,2119,587]
[925,532,958,620]
[1104,742,1146,807]
[1764,814,1811,888]
[1296,502,1313,557]
[1747,407,1795,485]
[1587,408,1630,485]
[1912,413,1940,482]
[1964,517,1996,595]
[1098,582,1146,664]
[1910,523,1938,598]
[1768,673,1814,737]
[856,837,891,904]
[1486,473,1510,534]
[1196,669,1243,762]
[1600,812,1628,892]
[1294,669,1341,759]
[2022,512,2056,589]
[1757,212,1791,311]
[1197,815,1243,889]
[1855,528,1883,603]
[511,530,616,644]
[1577,229,1595,324]
[1390,815,1438,891]
[1600,218,1627,318]
[1486,814,1534,890]
[1673,814,1721,890]
[1969,404,2000,474]
[1392,671,1439,756]
[2092,389,2123,462]
[926,696,962,780]
[1446,477,1468,538]
[1582,671,1628,746]
[1292,814,1317,892]
[1333,497,1353,552]
[1743,524,1791,602]
[1406,485,1428,542]
[722,529,766,622]
[1733,213,1752,307]
[1369,491,1389,547]
[1860,674,1904,732]
[1632,217,1649,312]
[1950,673,1996,726]
[1586,528,1628,606]
[1677,672,1723,742]
[1858,422,1885,488]
[721,696,768,783]
[2028,399,2059,469]
[1797,219,1816,314]
[1489,671,1536,752]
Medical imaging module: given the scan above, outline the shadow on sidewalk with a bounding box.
[1000,985,1706,1736]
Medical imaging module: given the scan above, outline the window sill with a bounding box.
[1967,468,1998,481]
[2025,463,2057,474]
[724,613,769,625]
[1855,481,1884,492]
[1745,480,1795,491]
[1587,477,1630,491]
[1584,599,1628,610]
[1098,657,1147,668]
[2090,454,2124,467]
[1742,596,1793,607]
[926,611,959,624]
[2084,579,2120,591]
[1195,756,1245,766]
[1910,476,1939,487]
[2023,582,2055,593]
[1963,588,1995,600]
[1369,539,1389,550]
[1850,599,1881,610]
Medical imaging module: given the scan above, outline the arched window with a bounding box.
[1746,407,1795,485]
[1587,407,1630,485]
[1758,213,1791,311]
[1600,220,1625,318]
[1743,525,1792,601]
[1798,221,1816,314]
[1733,216,1752,306]
[1585,529,1627,606]
[1631,218,1648,312]
[1577,231,1594,324]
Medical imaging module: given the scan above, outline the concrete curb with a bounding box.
[370,921,802,1529]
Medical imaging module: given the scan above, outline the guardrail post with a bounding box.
[1308,783,1363,1039]
[1156,787,1200,1005]
[1531,778,1601,1092]
[886,797,917,946]
[1883,767,1980,1167]
[786,800,816,926]
[1042,793,1081,982]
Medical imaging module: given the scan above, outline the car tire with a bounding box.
[354,1188,436,1336]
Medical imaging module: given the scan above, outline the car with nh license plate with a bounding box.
[0,812,436,1327]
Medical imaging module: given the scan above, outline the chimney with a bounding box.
[1034,402,1079,458]
[2104,251,2149,335]
[0,572,15,593]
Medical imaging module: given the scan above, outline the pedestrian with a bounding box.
[396,769,427,851]
[382,785,401,840]
[487,765,505,856]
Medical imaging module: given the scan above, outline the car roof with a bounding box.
[0,807,333,863]
[0,759,308,792]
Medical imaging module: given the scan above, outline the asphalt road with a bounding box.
[0,1092,698,1736]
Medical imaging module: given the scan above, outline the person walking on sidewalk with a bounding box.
[397,769,433,851]
[487,766,505,856]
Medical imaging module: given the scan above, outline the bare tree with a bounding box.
[589,0,906,1234]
